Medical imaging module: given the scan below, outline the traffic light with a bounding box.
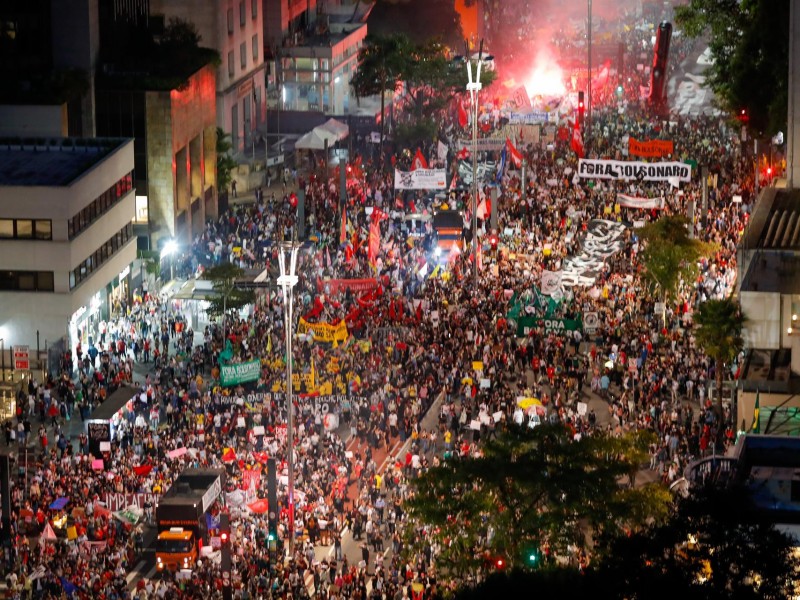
[489,233,498,251]
[495,558,505,569]
[738,108,749,124]
[577,91,585,126]
[220,531,229,546]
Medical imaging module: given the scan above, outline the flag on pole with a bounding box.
[340,203,347,245]
[411,148,429,170]
[496,146,507,184]
[458,101,468,129]
[506,137,523,169]
[751,390,760,433]
[571,121,585,159]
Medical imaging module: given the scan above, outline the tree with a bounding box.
[404,424,670,579]
[216,127,237,195]
[351,34,412,163]
[202,264,255,322]
[675,0,789,136]
[596,485,800,600]
[638,215,714,323]
[694,296,746,414]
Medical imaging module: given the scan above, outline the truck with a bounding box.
[155,468,226,572]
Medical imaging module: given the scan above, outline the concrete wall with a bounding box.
[0,105,68,137]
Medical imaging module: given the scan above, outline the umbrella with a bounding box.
[49,497,70,511]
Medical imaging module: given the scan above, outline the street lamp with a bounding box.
[162,239,178,281]
[276,240,301,558]
[466,41,484,292]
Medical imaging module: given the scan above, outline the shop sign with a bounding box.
[119,265,130,280]
[12,346,29,370]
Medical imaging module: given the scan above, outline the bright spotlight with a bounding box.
[162,239,178,257]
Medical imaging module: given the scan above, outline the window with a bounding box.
[252,0,257,19]
[34,220,51,240]
[227,8,233,34]
[252,34,258,61]
[0,271,55,292]
[228,51,235,76]
[68,171,133,240]
[15,220,32,238]
[240,1,246,26]
[70,223,133,289]
[240,42,247,70]
[0,220,12,238]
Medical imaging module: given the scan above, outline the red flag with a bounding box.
[340,204,347,245]
[457,101,468,128]
[411,148,429,171]
[221,447,237,463]
[506,138,523,169]
[247,499,269,514]
[456,147,470,160]
[571,122,585,158]
[368,209,387,266]
[133,464,152,477]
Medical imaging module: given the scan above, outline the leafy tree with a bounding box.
[597,485,800,600]
[638,215,714,322]
[216,127,237,195]
[694,296,746,414]
[404,424,669,578]
[351,34,412,159]
[675,0,789,136]
[202,263,255,320]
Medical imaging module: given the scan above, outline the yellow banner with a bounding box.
[297,318,349,344]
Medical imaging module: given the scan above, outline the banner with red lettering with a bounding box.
[628,137,674,158]
[241,469,261,492]
[326,278,380,295]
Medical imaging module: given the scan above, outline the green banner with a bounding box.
[220,359,262,386]
[516,316,582,336]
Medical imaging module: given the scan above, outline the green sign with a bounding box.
[220,359,262,386]
[516,316,582,336]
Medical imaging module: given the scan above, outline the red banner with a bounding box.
[326,278,380,296]
[628,137,674,158]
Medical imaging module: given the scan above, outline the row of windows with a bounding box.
[228,35,259,76]
[0,270,54,292]
[0,219,52,240]
[227,1,257,34]
[68,172,133,240]
[70,223,133,289]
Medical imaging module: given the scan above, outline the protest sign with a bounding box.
[220,360,261,386]
[297,318,349,344]
[516,316,582,336]
[578,159,691,182]
[394,168,447,190]
[628,137,674,158]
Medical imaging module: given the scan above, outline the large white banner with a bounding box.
[394,168,448,190]
[561,220,628,288]
[578,159,692,182]
[507,110,551,124]
[617,194,664,209]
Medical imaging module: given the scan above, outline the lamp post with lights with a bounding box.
[466,41,485,292]
[276,240,301,557]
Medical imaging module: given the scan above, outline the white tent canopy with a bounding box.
[317,118,349,141]
[295,128,339,150]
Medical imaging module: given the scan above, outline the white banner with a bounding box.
[561,220,628,288]
[507,110,550,124]
[578,159,692,182]
[457,138,507,152]
[617,194,664,209]
[394,168,447,190]
[437,140,448,163]
[540,270,563,296]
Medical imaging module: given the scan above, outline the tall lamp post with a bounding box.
[277,240,301,557]
[466,41,484,292]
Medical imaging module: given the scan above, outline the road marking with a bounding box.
[125,561,146,584]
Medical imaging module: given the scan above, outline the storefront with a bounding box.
[108,264,132,320]
[68,291,105,369]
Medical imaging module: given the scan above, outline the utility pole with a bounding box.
[466,40,484,293]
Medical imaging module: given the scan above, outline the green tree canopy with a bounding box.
[638,215,714,308]
[202,263,255,317]
[675,0,789,135]
[404,424,669,579]
[694,296,746,412]
[216,128,237,195]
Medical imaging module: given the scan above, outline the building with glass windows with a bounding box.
[0,136,136,387]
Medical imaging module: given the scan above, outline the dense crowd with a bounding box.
[0,6,759,600]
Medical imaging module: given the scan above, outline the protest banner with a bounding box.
[628,137,674,158]
[103,492,161,513]
[578,159,691,182]
[325,278,380,295]
[394,168,448,190]
[561,220,627,288]
[220,359,261,386]
[616,194,664,209]
[516,316,582,336]
[297,318,349,344]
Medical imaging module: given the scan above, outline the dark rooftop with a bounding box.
[0,137,128,187]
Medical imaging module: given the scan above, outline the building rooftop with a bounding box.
[0,137,128,187]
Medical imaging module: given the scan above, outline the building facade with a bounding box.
[96,65,218,250]
[149,0,267,154]
[0,137,136,392]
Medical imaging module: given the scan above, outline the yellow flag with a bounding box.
[266,334,272,354]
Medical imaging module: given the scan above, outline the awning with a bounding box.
[317,118,349,141]
[295,128,339,150]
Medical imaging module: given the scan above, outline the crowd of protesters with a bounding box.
[0,4,763,599]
